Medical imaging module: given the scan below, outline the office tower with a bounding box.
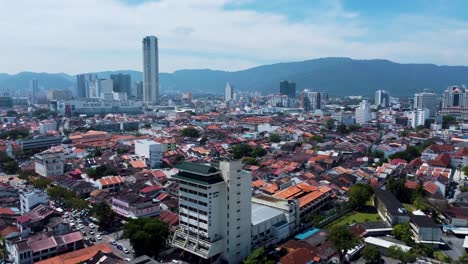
[355,100,371,124]
[406,108,429,128]
[76,73,98,98]
[441,86,468,119]
[279,80,296,98]
[46,90,72,101]
[110,73,131,96]
[320,92,329,105]
[225,82,234,101]
[31,79,38,104]
[300,89,321,111]
[134,81,143,100]
[142,36,159,105]
[172,161,252,263]
[375,90,390,108]
[414,91,440,118]
[98,79,114,97]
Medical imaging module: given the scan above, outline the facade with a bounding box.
[441,85,468,119]
[142,36,159,105]
[76,73,98,98]
[111,193,160,218]
[20,189,49,214]
[406,108,429,128]
[56,99,143,116]
[279,80,296,98]
[300,90,321,111]
[134,81,143,100]
[34,151,65,177]
[414,91,440,117]
[39,120,57,134]
[374,189,410,225]
[98,79,114,98]
[31,79,38,105]
[46,90,72,101]
[375,90,390,108]
[110,73,131,96]
[96,176,124,193]
[135,139,163,168]
[355,100,371,124]
[172,161,252,263]
[409,215,442,244]
[225,83,234,102]
[20,135,64,151]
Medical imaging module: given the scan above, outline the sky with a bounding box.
[1,0,468,74]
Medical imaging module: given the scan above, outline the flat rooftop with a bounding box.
[251,202,284,226]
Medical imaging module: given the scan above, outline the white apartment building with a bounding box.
[34,151,65,177]
[20,189,49,214]
[39,120,57,134]
[172,161,252,264]
[134,139,162,168]
[406,108,429,128]
[355,100,371,124]
[225,83,234,102]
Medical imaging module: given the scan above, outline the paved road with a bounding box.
[441,233,465,261]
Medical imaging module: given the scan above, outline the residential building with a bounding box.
[355,100,371,124]
[172,161,252,263]
[374,189,410,225]
[20,189,49,214]
[135,139,162,168]
[110,73,131,96]
[96,176,124,193]
[111,192,160,218]
[0,96,13,108]
[225,82,234,102]
[39,120,57,134]
[414,91,440,117]
[69,130,110,145]
[406,108,429,128]
[279,81,296,98]
[34,150,65,177]
[46,90,72,101]
[76,73,98,98]
[375,90,390,108]
[441,85,468,119]
[300,90,321,111]
[142,36,159,105]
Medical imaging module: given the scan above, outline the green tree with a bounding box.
[66,198,89,210]
[232,144,254,159]
[91,202,118,231]
[336,124,349,134]
[329,225,360,264]
[348,184,373,209]
[387,246,416,264]
[242,157,258,165]
[32,178,52,189]
[32,109,57,119]
[457,253,468,264]
[181,127,200,138]
[442,115,457,129]
[325,118,335,130]
[123,217,169,258]
[269,133,281,143]
[392,223,413,245]
[362,245,381,264]
[243,247,274,264]
[252,147,267,157]
[6,110,18,116]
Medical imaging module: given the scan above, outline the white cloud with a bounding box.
[0,0,467,74]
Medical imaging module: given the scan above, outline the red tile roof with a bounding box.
[424,182,439,195]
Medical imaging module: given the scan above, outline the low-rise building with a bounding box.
[374,189,410,225]
[111,192,160,218]
[135,139,162,168]
[19,189,49,214]
[96,176,124,193]
[409,215,442,245]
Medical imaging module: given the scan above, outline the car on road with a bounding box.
[78,224,84,229]
[110,240,117,245]
[123,248,129,254]
[124,258,131,262]
[96,235,102,240]
[89,230,94,235]
[81,230,86,235]
[116,245,123,251]
[90,237,96,242]
[88,223,95,229]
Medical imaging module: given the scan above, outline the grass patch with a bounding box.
[327,210,380,228]
[403,203,417,212]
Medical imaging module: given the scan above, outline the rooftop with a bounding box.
[251,203,284,226]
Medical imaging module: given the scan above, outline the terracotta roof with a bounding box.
[0,226,19,237]
[97,176,124,186]
[0,208,16,215]
[129,160,147,168]
[140,185,164,193]
[36,243,112,264]
[405,181,419,190]
[424,182,439,195]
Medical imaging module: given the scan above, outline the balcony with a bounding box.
[172,228,223,259]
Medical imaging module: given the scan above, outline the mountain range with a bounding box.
[1,57,468,96]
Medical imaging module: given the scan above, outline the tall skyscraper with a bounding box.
[414,91,440,117]
[31,79,38,104]
[142,36,159,105]
[76,73,98,98]
[375,90,390,108]
[279,80,296,98]
[225,82,234,102]
[300,89,321,111]
[134,81,143,100]
[110,73,131,96]
[172,161,252,263]
[355,100,371,124]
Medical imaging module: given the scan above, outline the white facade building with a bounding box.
[225,83,234,102]
[134,139,162,168]
[34,151,65,177]
[355,100,371,124]
[406,108,429,128]
[20,189,49,214]
[142,36,159,105]
[172,161,252,264]
[39,120,57,134]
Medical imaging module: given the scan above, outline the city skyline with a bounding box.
[1,0,468,74]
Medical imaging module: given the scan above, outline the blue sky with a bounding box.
[1,0,468,74]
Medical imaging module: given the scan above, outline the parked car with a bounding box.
[116,245,123,250]
[123,248,129,254]
[110,240,117,246]
[88,223,95,229]
[96,235,102,240]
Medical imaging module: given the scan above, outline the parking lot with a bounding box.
[62,209,135,261]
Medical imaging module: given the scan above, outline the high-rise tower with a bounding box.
[142,36,159,105]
